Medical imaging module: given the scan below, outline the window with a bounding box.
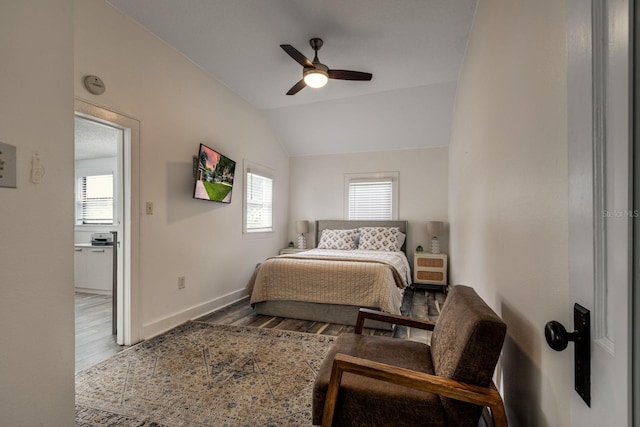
[344,172,398,220]
[76,173,114,225]
[244,161,274,234]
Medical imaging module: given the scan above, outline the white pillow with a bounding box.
[397,231,406,250]
[317,229,358,250]
[353,231,403,250]
[358,227,401,251]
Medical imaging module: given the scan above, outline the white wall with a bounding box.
[0,0,75,424]
[289,147,448,260]
[75,0,290,338]
[449,0,569,426]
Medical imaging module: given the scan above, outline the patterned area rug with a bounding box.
[75,322,336,426]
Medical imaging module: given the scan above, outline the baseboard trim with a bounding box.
[142,289,248,339]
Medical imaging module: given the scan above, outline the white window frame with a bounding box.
[243,160,274,237]
[75,171,116,226]
[344,172,399,220]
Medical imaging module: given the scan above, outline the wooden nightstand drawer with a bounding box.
[416,257,444,268]
[416,270,445,282]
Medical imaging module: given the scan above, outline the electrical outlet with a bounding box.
[178,276,186,289]
[146,202,154,215]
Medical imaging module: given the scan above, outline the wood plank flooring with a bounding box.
[74,287,446,372]
[196,287,446,342]
[75,292,123,372]
[72,288,506,424]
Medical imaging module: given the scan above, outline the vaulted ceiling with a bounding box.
[106,0,477,156]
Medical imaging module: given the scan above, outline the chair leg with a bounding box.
[489,402,509,427]
[321,358,346,426]
[482,381,508,427]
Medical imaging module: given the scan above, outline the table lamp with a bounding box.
[427,221,445,254]
[297,220,309,249]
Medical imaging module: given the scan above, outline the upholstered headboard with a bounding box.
[315,220,409,254]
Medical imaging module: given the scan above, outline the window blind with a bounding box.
[246,170,273,232]
[348,179,393,220]
[80,174,114,224]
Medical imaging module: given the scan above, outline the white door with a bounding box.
[567,0,632,425]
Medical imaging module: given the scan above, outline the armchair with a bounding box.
[312,285,508,426]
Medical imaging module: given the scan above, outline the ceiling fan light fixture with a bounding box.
[282,39,372,95]
[303,68,328,88]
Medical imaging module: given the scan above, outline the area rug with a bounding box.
[75,322,336,426]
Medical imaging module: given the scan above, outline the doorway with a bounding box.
[74,99,141,356]
[74,114,123,371]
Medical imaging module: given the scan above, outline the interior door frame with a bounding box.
[74,98,141,346]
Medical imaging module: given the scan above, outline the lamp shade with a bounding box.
[296,220,310,234]
[427,221,445,237]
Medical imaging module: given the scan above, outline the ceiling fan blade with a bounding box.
[280,44,314,68]
[286,79,306,95]
[328,69,373,81]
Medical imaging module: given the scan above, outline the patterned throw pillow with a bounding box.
[358,227,401,251]
[317,229,358,250]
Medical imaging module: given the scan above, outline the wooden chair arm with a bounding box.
[355,308,437,334]
[322,353,508,427]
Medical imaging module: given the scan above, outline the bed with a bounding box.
[245,220,410,329]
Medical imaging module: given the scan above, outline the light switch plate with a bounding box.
[0,141,17,188]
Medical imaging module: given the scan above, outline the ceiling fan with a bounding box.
[280,38,373,95]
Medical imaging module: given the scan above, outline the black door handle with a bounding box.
[545,320,580,351]
[544,304,591,407]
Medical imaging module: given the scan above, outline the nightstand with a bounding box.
[413,252,448,293]
[279,248,310,255]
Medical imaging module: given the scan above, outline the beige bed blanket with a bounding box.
[245,249,410,315]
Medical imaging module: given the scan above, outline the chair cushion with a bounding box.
[430,285,507,426]
[313,334,446,427]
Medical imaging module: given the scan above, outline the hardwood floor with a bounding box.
[75,292,123,373]
[74,287,446,372]
[74,290,502,425]
[72,288,501,424]
[196,286,446,342]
